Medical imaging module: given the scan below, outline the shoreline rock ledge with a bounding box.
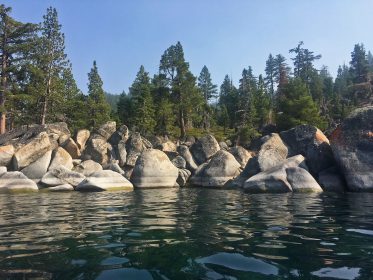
[0,106,371,193]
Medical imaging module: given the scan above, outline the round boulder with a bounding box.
[131,149,179,188]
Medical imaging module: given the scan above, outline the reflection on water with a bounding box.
[0,189,372,279]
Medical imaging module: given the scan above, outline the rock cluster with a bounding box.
[0,106,371,193]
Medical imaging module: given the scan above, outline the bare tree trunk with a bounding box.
[40,77,51,125]
[0,29,8,134]
[179,108,186,139]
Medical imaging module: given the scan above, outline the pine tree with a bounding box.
[87,61,111,128]
[290,41,321,83]
[219,75,238,128]
[128,65,155,134]
[0,4,37,133]
[198,65,217,131]
[151,74,174,135]
[255,74,271,127]
[350,43,369,83]
[277,78,325,130]
[160,42,202,138]
[265,54,276,100]
[36,7,68,125]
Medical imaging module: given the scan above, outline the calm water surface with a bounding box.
[0,189,372,279]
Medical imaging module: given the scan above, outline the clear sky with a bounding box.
[3,0,373,94]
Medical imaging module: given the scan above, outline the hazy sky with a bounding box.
[3,0,373,94]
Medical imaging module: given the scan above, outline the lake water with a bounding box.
[0,189,372,279]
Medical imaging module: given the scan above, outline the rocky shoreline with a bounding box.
[0,106,372,193]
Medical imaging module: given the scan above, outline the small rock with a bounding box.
[0,144,14,166]
[172,156,187,169]
[42,166,86,187]
[96,121,116,141]
[73,160,103,176]
[103,160,124,175]
[286,167,323,192]
[229,146,252,168]
[177,145,198,173]
[177,168,191,186]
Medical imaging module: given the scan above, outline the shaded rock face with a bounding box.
[83,137,111,165]
[13,132,52,170]
[330,106,373,191]
[21,150,52,180]
[191,150,241,187]
[244,155,321,193]
[172,156,187,169]
[109,125,129,146]
[125,133,150,167]
[131,149,179,188]
[117,140,127,167]
[76,170,133,192]
[0,171,38,192]
[190,135,220,165]
[103,160,124,175]
[318,166,346,192]
[177,169,191,186]
[177,145,198,173]
[230,133,288,187]
[280,125,335,176]
[0,144,14,167]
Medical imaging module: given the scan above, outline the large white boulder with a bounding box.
[131,149,179,188]
[0,171,38,192]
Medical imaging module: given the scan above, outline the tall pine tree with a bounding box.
[87,61,110,128]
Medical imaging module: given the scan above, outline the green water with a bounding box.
[0,189,372,279]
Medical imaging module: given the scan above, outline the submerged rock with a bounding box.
[76,170,133,191]
[330,106,373,191]
[131,149,179,188]
[191,150,241,187]
[48,184,74,192]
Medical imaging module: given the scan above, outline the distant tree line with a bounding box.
[1,5,372,143]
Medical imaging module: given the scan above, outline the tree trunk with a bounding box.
[0,27,8,134]
[40,77,51,125]
[179,108,186,139]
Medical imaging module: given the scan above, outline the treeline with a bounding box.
[117,40,373,143]
[1,5,373,143]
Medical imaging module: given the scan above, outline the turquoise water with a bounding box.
[0,189,372,279]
